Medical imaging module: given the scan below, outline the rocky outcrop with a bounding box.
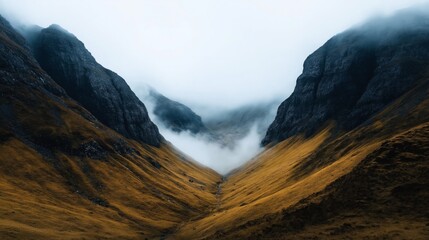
[263,11,429,146]
[30,25,163,147]
[0,17,64,96]
[150,90,208,134]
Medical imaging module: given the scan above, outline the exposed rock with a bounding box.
[263,11,429,146]
[0,16,64,96]
[30,25,163,147]
[77,140,107,160]
[111,138,138,155]
[145,156,162,169]
[0,15,113,207]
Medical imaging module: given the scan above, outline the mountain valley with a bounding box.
[1,7,429,240]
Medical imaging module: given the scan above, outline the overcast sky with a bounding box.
[1,0,427,109]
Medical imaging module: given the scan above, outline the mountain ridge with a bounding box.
[263,9,429,146]
[29,24,163,147]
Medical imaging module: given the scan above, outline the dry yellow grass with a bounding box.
[2,79,429,239]
[0,136,222,239]
[173,127,381,239]
[0,82,222,239]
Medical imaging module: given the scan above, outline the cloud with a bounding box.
[161,124,263,175]
[1,0,427,109]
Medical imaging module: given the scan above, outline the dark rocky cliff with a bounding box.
[262,11,429,146]
[30,25,163,147]
[0,17,64,97]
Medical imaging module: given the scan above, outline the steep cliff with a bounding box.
[30,25,163,147]
[263,11,429,145]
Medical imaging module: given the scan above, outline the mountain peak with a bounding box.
[262,11,429,146]
[30,25,163,146]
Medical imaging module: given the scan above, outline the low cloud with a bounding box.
[161,125,263,175]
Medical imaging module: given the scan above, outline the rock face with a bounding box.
[150,90,208,134]
[30,25,163,147]
[262,12,429,146]
[0,17,64,97]
[0,15,223,239]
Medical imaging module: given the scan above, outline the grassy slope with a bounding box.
[0,57,221,240]
[0,20,223,239]
[173,76,429,239]
[2,73,427,240]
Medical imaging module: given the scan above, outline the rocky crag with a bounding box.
[263,11,429,145]
[30,25,163,146]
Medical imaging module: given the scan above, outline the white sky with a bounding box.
[0,0,427,109]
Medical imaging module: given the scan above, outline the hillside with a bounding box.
[173,79,429,239]
[0,15,221,239]
[172,10,429,239]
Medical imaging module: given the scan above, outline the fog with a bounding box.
[0,0,427,173]
[163,126,263,175]
[137,84,276,174]
[1,0,427,109]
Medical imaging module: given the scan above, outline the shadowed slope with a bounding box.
[172,56,429,240]
[0,15,221,239]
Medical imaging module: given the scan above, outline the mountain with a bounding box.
[0,15,221,239]
[29,24,163,147]
[143,88,278,148]
[1,8,429,240]
[170,10,429,239]
[149,89,209,134]
[262,11,429,146]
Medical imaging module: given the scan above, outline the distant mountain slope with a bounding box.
[263,10,429,146]
[29,25,163,147]
[149,89,209,134]
[142,87,278,148]
[0,15,221,240]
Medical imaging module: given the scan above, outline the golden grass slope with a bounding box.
[0,80,221,239]
[173,128,381,239]
[1,75,428,240]
[173,77,429,239]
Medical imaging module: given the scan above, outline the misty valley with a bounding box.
[1,2,429,240]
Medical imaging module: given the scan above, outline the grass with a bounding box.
[0,81,221,239]
[1,54,429,239]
